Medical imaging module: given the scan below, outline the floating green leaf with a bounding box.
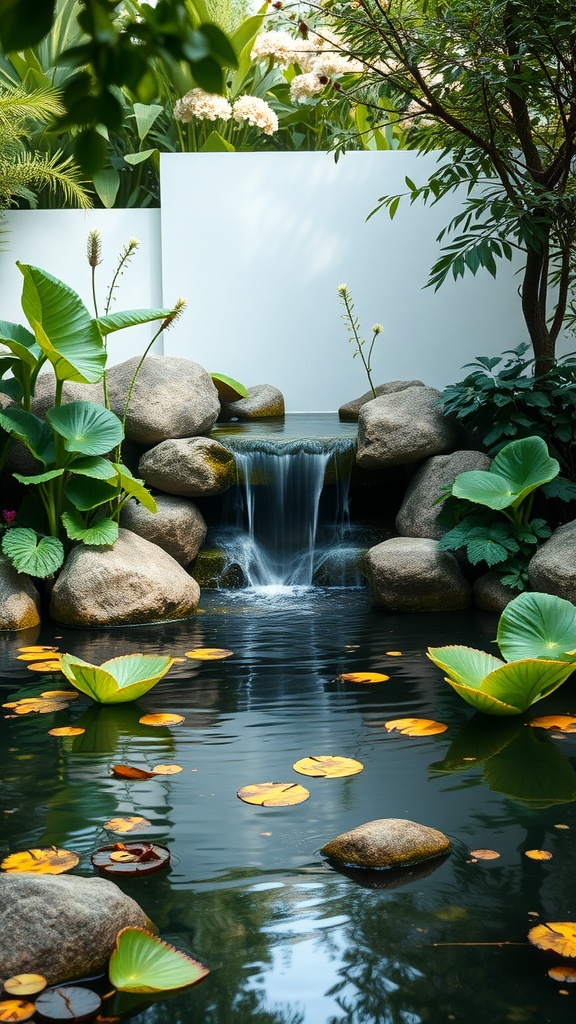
[1,529,64,578]
[60,653,174,703]
[108,928,209,992]
[497,591,576,663]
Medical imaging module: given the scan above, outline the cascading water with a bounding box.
[211,437,360,590]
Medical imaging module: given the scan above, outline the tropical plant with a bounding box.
[319,0,576,369]
[0,261,174,577]
[437,435,576,590]
[440,344,576,481]
[427,591,576,715]
[337,283,382,398]
[60,653,175,703]
[108,927,210,991]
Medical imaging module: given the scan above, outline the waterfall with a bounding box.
[213,437,359,590]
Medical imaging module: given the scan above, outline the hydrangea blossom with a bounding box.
[232,96,279,135]
[174,89,232,123]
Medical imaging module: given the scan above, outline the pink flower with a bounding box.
[1,510,16,525]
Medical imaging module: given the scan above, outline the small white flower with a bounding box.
[173,88,232,123]
[232,95,279,135]
[290,72,326,102]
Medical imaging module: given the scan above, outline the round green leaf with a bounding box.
[497,592,576,663]
[60,653,173,703]
[481,658,575,710]
[109,927,209,992]
[1,528,64,578]
[427,646,504,689]
[491,436,559,504]
[452,469,517,510]
[46,401,123,455]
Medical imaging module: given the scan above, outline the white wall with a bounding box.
[0,209,164,362]
[159,151,532,411]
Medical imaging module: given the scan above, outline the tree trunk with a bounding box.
[521,243,556,373]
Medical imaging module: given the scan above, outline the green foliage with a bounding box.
[0,259,171,576]
[60,653,175,703]
[210,372,249,402]
[440,344,576,481]
[323,0,576,365]
[427,591,576,715]
[108,927,210,992]
[438,436,568,589]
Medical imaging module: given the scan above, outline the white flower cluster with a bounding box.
[250,29,309,67]
[249,27,364,104]
[173,89,279,135]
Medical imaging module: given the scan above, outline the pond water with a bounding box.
[1,588,576,1024]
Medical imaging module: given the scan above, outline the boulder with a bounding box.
[221,384,284,420]
[365,537,472,612]
[396,450,492,539]
[356,386,457,468]
[473,571,519,613]
[321,818,452,869]
[139,437,236,497]
[528,519,576,602]
[120,495,207,566]
[0,873,149,984]
[0,561,41,630]
[338,380,425,422]
[31,374,106,420]
[50,529,200,626]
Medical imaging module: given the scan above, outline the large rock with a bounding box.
[321,818,452,869]
[221,384,284,420]
[139,437,236,497]
[120,494,207,565]
[31,374,106,420]
[473,571,519,613]
[356,386,457,468]
[396,450,492,539]
[0,561,41,630]
[0,873,149,984]
[365,537,472,611]
[528,519,576,602]
[50,529,200,626]
[338,380,425,422]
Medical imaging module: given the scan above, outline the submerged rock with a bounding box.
[356,386,457,468]
[0,561,41,630]
[0,873,149,984]
[220,384,285,420]
[139,437,236,497]
[50,529,200,626]
[365,537,471,612]
[120,494,207,566]
[321,818,452,869]
[338,380,425,422]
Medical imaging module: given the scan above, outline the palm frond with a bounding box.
[0,151,92,209]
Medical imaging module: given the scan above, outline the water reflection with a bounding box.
[1,594,575,1023]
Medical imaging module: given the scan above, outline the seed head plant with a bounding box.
[338,284,382,398]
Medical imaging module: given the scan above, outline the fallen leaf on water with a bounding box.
[6,698,70,714]
[184,648,233,660]
[385,651,402,656]
[1,847,79,874]
[34,986,102,1021]
[525,849,552,861]
[48,727,85,736]
[26,661,63,673]
[292,755,364,778]
[555,824,570,830]
[139,713,185,727]
[17,645,58,654]
[152,764,183,775]
[528,922,576,957]
[171,658,186,663]
[17,652,60,662]
[336,672,389,684]
[549,966,576,983]
[92,842,169,877]
[40,690,79,700]
[384,718,448,736]
[528,715,576,732]
[110,850,138,863]
[0,999,35,1022]
[111,765,156,780]
[3,975,47,997]
[469,849,500,860]
[237,782,310,807]
[104,816,152,834]
[344,645,360,649]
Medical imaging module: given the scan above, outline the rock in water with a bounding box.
[0,873,149,983]
[320,818,452,869]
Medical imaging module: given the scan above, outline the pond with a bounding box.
[1,588,575,1024]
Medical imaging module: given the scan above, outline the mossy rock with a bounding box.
[321,818,452,869]
[191,549,245,589]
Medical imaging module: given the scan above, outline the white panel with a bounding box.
[0,208,163,363]
[159,151,535,412]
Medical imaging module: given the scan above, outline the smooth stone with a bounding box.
[321,818,452,869]
[221,384,285,420]
[338,380,425,422]
[356,386,457,468]
[120,494,207,566]
[139,437,236,497]
[50,528,200,626]
[528,519,576,603]
[473,571,519,612]
[0,873,149,984]
[0,561,41,630]
[365,537,472,612]
[396,450,492,539]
